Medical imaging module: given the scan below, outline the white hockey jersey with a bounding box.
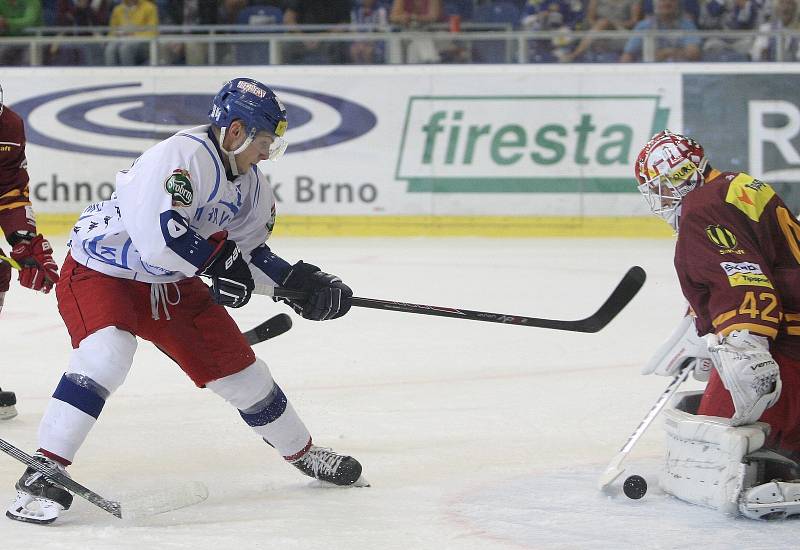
[68,125,286,286]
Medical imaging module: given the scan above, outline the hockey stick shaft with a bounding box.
[0,255,20,270]
[597,359,695,490]
[254,266,645,333]
[0,438,122,518]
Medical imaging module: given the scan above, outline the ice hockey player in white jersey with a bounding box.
[6,78,365,525]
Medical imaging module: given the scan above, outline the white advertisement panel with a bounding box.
[1,65,682,218]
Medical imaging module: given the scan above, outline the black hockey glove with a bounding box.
[279,261,352,321]
[199,239,254,308]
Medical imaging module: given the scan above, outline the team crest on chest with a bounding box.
[164,168,194,207]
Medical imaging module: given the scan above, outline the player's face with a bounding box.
[235,131,275,171]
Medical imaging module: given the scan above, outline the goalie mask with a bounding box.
[634,130,708,232]
[209,78,288,175]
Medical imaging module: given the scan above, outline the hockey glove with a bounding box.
[707,330,781,426]
[279,261,352,321]
[0,246,10,293]
[642,311,713,381]
[199,236,254,308]
[9,232,59,293]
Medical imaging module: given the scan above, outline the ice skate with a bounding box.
[0,388,17,420]
[6,454,73,524]
[290,445,369,487]
[740,480,800,520]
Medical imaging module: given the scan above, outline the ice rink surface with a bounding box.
[1,236,797,549]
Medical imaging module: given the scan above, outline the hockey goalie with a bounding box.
[635,130,800,520]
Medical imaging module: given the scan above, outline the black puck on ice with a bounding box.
[623,475,647,499]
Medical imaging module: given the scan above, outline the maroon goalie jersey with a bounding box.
[0,105,35,235]
[676,170,800,359]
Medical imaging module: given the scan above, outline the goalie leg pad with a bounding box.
[661,393,770,514]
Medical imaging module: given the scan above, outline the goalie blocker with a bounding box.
[662,390,800,520]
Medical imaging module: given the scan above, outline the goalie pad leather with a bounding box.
[661,391,769,515]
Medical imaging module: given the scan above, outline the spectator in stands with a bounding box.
[283,0,352,64]
[0,0,42,66]
[698,0,761,61]
[752,0,800,60]
[46,0,109,66]
[389,0,443,63]
[159,0,218,65]
[104,0,159,66]
[349,0,389,64]
[620,0,701,62]
[642,0,701,23]
[520,0,585,63]
[561,0,642,62]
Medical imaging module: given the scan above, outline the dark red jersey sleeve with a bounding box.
[0,106,35,237]
[675,172,798,346]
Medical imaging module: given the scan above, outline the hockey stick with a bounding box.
[0,438,208,520]
[243,313,292,345]
[0,255,20,270]
[597,359,695,491]
[253,266,646,333]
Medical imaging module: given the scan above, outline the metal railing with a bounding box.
[0,24,796,66]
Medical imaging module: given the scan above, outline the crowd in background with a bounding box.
[0,0,798,66]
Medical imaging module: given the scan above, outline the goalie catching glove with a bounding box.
[199,232,254,308]
[642,309,713,381]
[278,261,352,321]
[707,330,781,426]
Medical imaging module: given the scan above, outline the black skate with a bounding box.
[6,454,73,524]
[290,446,368,487]
[0,387,17,420]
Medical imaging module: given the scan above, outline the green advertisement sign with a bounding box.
[395,95,669,193]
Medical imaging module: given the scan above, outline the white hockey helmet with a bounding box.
[634,130,708,232]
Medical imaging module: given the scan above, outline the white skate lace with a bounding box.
[298,447,343,477]
[150,282,181,321]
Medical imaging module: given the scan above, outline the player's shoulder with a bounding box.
[0,107,24,133]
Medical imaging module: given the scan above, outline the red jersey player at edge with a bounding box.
[635,129,800,520]
[0,84,60,421]
[5,78,365,525]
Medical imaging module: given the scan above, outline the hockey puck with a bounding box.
[623,475,647,499]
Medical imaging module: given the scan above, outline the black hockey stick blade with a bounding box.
[243,313,293,345]
[253,266,646,333]
[0,438,122,518]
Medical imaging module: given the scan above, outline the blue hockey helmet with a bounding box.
[209,78,288,168]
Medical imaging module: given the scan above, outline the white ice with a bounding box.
[1,236,796,549]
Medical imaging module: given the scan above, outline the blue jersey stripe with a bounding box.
[177,132,222,203]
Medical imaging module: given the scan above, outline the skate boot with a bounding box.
[0,388,16,420]
[6,454,73,524]
[290,445,368,487]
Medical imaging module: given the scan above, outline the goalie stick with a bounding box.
[253,266,646,333]
[0,438,207,520]
[597,359,695,491]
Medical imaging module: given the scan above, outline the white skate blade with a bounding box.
[0,405,18,420]
[309,475,370,489]
[6,491,62,524]
[121,481,209,520]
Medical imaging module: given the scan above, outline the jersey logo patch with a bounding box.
[725,174,775,222]
[706,224,744,255]
[719,261,774,288]
[164,169,194,207]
